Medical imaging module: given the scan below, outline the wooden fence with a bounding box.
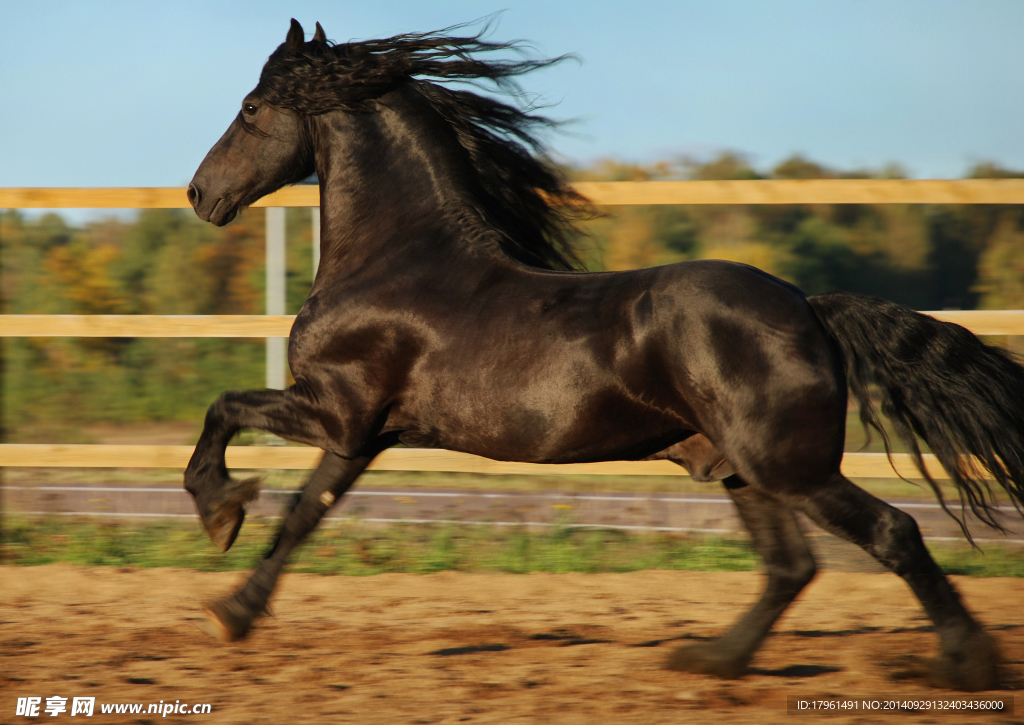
[3,180,1023,477]
[3,179,1024,209]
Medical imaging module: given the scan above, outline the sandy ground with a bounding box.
[2,565,1023,724]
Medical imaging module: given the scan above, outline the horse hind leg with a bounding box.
[667,475,816,678]
[798,473,998,691]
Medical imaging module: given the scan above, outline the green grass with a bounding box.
[1,516,757,575]
[4,517,1023,577]
[6,516,1024,577]
[930,544,1024,578]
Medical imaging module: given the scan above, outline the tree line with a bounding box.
[574,155,1024,312]
[1,154,1022,440]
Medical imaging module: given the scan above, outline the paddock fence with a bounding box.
[3,179,1024,480]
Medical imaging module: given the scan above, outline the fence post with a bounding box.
[312,207,320,280]
[266,207,287,390]
[0,221,4,560]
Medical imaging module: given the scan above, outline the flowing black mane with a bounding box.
[255,24,590,271]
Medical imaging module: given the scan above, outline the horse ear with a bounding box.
[313,22,326,43]
[286,18,305,48]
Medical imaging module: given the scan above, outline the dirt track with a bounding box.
[2,565,1023,724]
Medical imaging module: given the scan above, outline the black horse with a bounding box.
[186,20,1024,691]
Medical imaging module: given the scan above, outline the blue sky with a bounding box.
[2,0,1023,194]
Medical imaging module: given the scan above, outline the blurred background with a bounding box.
[2,2,1024,573]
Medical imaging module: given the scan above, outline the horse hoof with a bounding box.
[202,596,255,642]
[927,632,1000,692]
[665,642,748,679]
[205,504,246,553]
[187,475,260,552]
[926,657,999,692]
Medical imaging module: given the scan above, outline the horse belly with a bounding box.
[396,374,694,465]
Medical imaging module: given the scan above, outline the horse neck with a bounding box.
[311,94,506,281]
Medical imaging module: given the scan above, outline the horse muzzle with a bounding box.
[187,182,238,226]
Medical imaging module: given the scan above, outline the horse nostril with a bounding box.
[187,183,202,208]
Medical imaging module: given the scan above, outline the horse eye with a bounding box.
[243,103,258,115]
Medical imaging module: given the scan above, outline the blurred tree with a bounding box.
[572,159,670,271]
[682,153,787,276]
[45,236,127,315]
[975,215,1024,310]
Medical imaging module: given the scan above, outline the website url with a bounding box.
[101,701,212,716]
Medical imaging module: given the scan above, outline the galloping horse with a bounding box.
[186,20,1024,691]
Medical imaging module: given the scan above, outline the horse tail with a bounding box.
[807,290,1024,539]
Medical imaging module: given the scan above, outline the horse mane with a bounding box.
[255,23,591,271]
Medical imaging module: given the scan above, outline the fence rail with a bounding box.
[3,179,1024,209]
[1,310,1021,337]
[0,445,948,480]
[0,315,295,337]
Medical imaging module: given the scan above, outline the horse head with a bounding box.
[187,19,320,226]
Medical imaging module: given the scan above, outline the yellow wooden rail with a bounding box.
[0,310,1020,337]
[3,179,1024,209]
[0,444,948,479]
[0,315,295,338]
[572,179,1024,206]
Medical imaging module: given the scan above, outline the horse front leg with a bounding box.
[184,387,342,551]
[204,451,374,641]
